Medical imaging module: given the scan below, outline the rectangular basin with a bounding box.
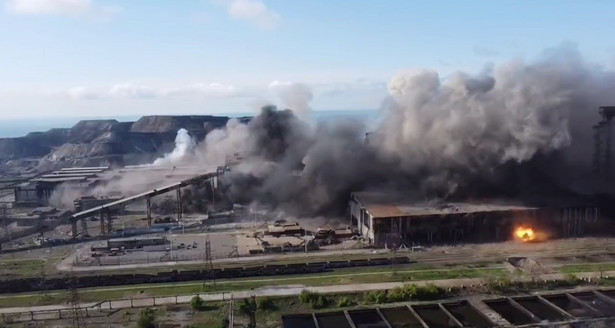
[380,306,425,328]
[542,294,599,318]
[513,296,567,321]
[412,304,460,328]
[442,301,494,328]
[348,309,389,328]
[315,312,352,328]
[484,299,535,325]
[282,314,317,328]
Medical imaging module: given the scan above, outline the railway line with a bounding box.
[0,238,610,295]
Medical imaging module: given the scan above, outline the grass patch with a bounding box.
[0,266,507,308]
[558,263,615,274]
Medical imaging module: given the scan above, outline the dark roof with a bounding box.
[351,192,538,219]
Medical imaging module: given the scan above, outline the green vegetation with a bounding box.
[299,290,329,309]
[558,263,615,274]
[257,297,275,311]
[0,258,61,278]
[0,265,509,308]
[365,284,447,304]
[364,291,388,304]
[486,275,513,292]
[137,308,157,328]
[563,273,580,285]
[239,297,257,328]
[337,296,354,307]
[7,260,615,309]
[190,295,206,311]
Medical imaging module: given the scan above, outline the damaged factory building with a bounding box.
[349,192,606,248]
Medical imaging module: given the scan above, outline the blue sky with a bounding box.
[1,0,615,119]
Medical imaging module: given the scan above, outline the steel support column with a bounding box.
[71,219,78,239]
[106,208,112,234]
[99,209,105,235]
[146,196,152,227]
[176,188,183,222]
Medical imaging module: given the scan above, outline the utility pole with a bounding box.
[204,236,215,286]
[228,293,234,328]
[67,271,87,328]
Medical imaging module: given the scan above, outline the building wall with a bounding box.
[349,197,605,248]
[349,195,374,244]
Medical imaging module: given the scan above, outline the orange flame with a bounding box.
[515,226,535,242]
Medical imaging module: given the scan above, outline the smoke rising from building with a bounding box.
[193,44,615,215]
[50,44,615,216]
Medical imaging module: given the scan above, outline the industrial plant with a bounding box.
[1,102,615,327]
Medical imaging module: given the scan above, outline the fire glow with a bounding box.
[515,226,535,242]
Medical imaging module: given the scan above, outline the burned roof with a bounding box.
[351,192,539,219]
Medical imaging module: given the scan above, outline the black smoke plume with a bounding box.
[194,44,615,216]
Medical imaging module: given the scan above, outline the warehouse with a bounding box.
[13,167,110,206]
[348,192,601,248]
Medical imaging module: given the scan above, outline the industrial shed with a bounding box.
[348,192,601,248]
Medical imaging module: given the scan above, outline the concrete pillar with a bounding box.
[343,310,357,328]
[176,188,183,222]
[105,209,112,234]
[537,295,573,319]
[71,219,78,239]
[507,298,541,323]
[311,313,321,328]
[406,305,429,328]
[566,293,602,317]
[146,196,152,227]
[99,209,105,235]
[375,308,393,328]
[438,303,463,327]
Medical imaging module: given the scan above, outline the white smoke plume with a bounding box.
[153,128,196,166]
[268,81,313,119]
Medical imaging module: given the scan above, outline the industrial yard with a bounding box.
[0,79,613,328]
[3,144,615,327]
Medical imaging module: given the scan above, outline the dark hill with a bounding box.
[0,115,251,176]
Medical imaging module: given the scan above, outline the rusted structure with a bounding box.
[70,167,227,237]
[349,192,601,248]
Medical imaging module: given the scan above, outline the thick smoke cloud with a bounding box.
[52,44,615,215]
[370,44,615,199]
[268,81,314,119]
[192,44,615,215]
